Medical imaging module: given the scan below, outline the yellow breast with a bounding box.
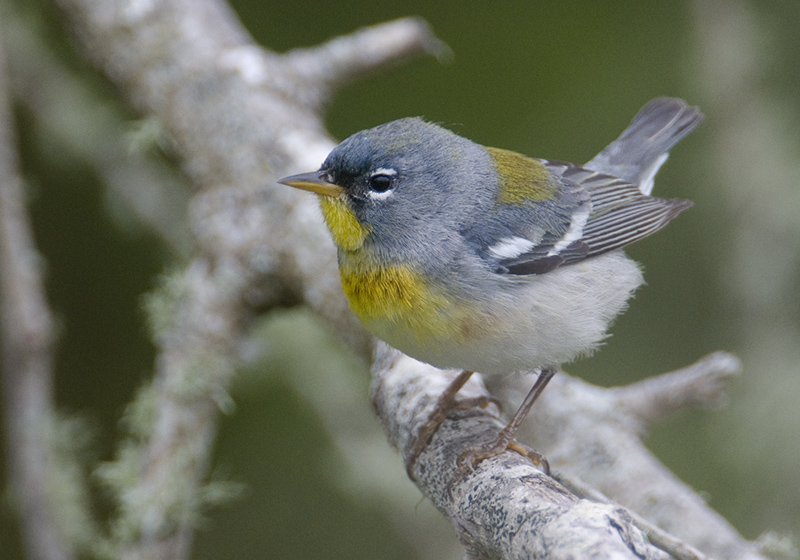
[318,192,482,348]
[339,261,469,345]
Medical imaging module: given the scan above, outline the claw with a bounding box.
[406,367,556,483]
[404,370,476,479]
[452,433,550,484]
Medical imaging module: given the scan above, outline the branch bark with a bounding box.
[372,345,674,560]
[515,355,766,560]
[372,345,767,560]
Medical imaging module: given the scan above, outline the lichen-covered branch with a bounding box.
[372,344,770,560]
[612,352,742,426]
[281,17,452,111]
[3,10,191,257]
[371,345,674,560]
[509,355,766,560]
[50,1,442,559]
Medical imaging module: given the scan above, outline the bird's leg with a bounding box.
[405,370,499,478]
[456,367,556,478]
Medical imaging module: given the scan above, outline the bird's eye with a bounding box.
[369,173,394,193]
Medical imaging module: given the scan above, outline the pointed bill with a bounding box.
[278,171,344,197]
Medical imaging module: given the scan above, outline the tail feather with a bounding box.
[586,98,703,193]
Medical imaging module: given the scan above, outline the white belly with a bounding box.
[379,251,644,375]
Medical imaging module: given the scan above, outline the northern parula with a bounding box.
[280,97,702,476]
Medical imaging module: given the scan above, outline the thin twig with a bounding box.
[282,17,451,110]
[612,352,742,427]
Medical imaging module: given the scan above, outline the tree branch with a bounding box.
[281,17,451,110]
[505,356,767,560]
[372,344,770,560]
[613,352,742,427]
[50,1,441,559]
[0,25,74,560]
[372,344,674,560]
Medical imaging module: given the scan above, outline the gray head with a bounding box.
[282,118,497,262]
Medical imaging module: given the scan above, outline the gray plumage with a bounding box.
[289,98,703,374]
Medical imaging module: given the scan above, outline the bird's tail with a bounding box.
[586,98,703,195]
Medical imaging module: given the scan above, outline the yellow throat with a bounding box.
[317,194,466,343]
[318,195,371,251]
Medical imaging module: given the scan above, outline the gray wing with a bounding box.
[486,98,701,275]
[495,161,692,275]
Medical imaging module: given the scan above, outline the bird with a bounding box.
[279,97,703,478]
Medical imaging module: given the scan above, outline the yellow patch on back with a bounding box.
[486,147,560,205]
[339,262,465,342]
[319,196,371,251]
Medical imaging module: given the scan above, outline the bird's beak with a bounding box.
[278,171,344,197]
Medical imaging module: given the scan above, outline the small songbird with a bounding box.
[280,97,702,476]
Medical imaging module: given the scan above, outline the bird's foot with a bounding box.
[404,371,501,479]
[453,428,550,484]
[452,367,556,482]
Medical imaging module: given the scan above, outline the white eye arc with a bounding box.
[367,168,397,200]
[373,168,397,175]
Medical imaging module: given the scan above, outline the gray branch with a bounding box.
[3,11,192,257]
[514,354,766,560]
[282,17,452,110]
[49,1,441,558]
[0,26,74,560]
[372,345,674,560]
[373,345,767,560]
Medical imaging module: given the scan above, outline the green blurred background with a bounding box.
[1,0,799,558]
